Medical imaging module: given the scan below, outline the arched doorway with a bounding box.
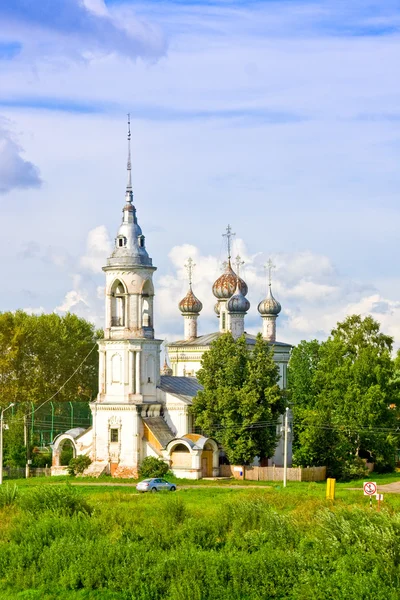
[170,443,191,470]
[60,439,75,466]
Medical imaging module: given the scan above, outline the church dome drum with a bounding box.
[179,288,203,314]
[212,261,248,299]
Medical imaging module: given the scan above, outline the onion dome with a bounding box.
[214,302,221,316]
[258,284,281,316]
[179,287,203,314]
[227,281,250,314]
[212,261,248,299]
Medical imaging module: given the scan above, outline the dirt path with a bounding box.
[347,481,400,494]
[71,482,270,490]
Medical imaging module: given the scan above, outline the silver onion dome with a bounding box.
[258,284,281,316]
[214,302,221,316]
[212,261,248,299]
[227,281,250,313]
[179,287,203,314]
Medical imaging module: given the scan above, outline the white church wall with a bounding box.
[164,396,191,438]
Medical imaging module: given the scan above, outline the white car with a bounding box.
[136,478,177,493]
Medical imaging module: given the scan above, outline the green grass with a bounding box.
[1,477,400,598]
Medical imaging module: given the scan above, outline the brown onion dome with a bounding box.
[179,287,203,314]
[212,261,248,299]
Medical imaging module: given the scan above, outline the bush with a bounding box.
[19,484,93,516]
[67,455,92,476]
[31,450,52,468]
[138,456,170,479]
[333,457,369,482]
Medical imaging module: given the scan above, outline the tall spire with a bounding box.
[222,224,235,262]
[126,113,133,203]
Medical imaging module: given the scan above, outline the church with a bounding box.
[51,122,292,479]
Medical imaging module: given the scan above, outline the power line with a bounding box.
[8,343,98,423]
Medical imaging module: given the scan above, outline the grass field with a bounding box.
[0,475,399,599]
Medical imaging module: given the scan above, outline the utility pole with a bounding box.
[24,415,30,480]
[0,403,15,485]
[282,407,290,488]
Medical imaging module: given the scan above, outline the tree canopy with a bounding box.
[0,310,100,411]
[289,315,400,478]
[192,332,284,465]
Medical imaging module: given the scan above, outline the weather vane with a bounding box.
[222,224,236,260]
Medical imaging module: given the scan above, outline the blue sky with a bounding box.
[1,0,400,345]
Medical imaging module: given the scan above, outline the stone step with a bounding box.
[80,461,108,478]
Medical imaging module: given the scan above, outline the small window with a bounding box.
[110,428,119,443]
[138,235,145,248]
[222,312,226,330]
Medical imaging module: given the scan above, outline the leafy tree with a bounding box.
[290,316,399,478]
[139,456,170,478]
[192,333,284,465]
[3,413,26,468]
[0,310,100,412]
[0,311,100,465]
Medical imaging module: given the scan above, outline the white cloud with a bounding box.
[80,226,112,273]
[0,121,41,194]
[0,0,166,63]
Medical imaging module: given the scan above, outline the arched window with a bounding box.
[138,235,145,248]
[111,280,126,327]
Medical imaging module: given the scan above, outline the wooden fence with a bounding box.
[219,464,326,482]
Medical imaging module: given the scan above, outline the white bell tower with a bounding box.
[91,116,162,478]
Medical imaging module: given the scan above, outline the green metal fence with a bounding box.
[10,401,92,447]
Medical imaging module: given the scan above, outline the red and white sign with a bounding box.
[363,481,377,496]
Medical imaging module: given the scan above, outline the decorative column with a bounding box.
[135,351,141,394]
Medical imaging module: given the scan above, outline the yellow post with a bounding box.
[326,478,336,501]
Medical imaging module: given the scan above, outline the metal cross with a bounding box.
[265,258,276,286]
[185,257,195,287]
[222,224,235,260]
[235,254,244,278]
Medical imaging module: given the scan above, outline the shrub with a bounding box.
[138,456,170,479]
[0,483,18,508]
[334,457,369,482]
[19,484,93,516]
[68,455,92,476]
[31,450,52,468]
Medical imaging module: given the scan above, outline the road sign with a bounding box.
[363,481,377,496]
[376,493,383,501]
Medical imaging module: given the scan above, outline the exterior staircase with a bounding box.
[80,461,108,478]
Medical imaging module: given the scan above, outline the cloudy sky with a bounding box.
[1,0,400,346]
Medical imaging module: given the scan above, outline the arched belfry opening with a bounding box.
[141,279,154,332]
[110,279,127,328]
